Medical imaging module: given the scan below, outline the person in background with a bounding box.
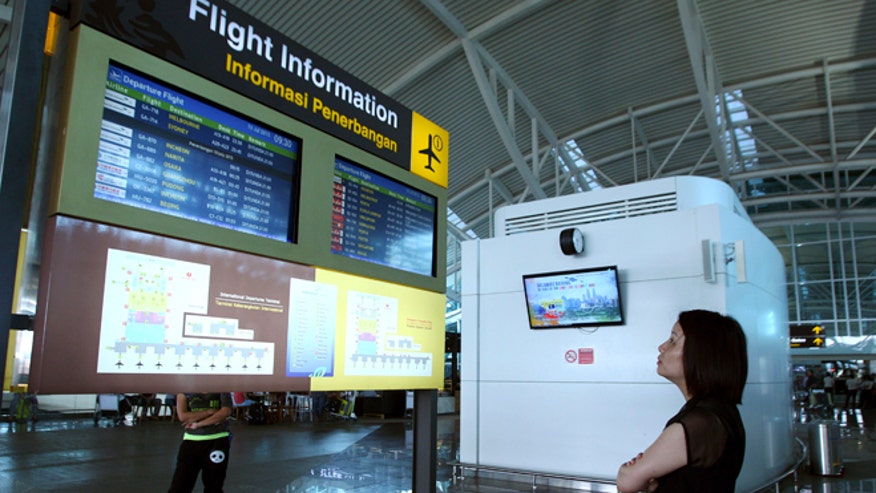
[844,372,861,410]
[164,393,178,420]
[168,392,233,493]
[803,369,821,408]
[616,310,748,493]
[823,372,835,407]
[859,374,873,409]
[311,391,328,421]
[137,393,162,420]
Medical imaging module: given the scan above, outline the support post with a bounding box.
[412,389,437,493]
[0,0,51,389]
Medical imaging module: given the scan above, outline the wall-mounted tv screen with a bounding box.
[95,62,302,243]
[522,266,624,329]
[330,156,437,277]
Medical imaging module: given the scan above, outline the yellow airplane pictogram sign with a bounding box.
[410,111,449,188]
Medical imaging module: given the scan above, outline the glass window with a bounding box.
[852,237,876,279]
[860,277,876,319]
[799,280,835,321]
[822,320,838,336]
[784,224,876,337]
[844,320,858,338]
[844,280,864,321]
[786,284,798,319]
[775,244,794,282]
[792,224,829,244]
[760,225,792,247]
[796,242,832,282]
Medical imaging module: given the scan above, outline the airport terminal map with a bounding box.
[97,248,275,374]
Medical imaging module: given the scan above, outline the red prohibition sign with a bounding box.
[565,350,577,363]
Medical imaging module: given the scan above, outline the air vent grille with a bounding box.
[502,192,678,235]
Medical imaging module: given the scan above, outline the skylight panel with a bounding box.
[563,139,601,192]
[447,208,478,239]
[718,89,758,171]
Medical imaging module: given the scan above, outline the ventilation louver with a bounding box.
[501,192,677,236]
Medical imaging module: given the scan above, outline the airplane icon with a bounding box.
[419,134,441,172]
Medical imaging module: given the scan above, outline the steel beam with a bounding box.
[731,94,824,163]
[677,0,731,179]
[389,0,551,95]
[461,38,546,199]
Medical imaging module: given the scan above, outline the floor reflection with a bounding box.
[776,406,876,493]
[0,407,874,492]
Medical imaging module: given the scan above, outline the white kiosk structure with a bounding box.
[459,176,795,492]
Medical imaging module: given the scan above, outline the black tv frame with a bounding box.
[522,265,624,329]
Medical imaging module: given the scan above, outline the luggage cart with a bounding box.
[807,388,833,420]
[329,391,358,421]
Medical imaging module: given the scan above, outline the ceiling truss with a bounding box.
[398,1,875,241]
[445,52,876,235]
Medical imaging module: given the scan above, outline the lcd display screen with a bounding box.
[522,266,624,329]
[94,62,302,242]
[330,156,437,277]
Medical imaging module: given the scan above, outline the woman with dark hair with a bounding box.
[616,310,748,493]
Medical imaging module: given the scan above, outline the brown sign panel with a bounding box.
[31,215,315,394]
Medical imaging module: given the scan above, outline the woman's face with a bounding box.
[657,322,685,384]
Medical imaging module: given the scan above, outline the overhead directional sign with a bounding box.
[790,324,827,348]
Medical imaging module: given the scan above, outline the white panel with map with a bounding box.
[97,248,275,374]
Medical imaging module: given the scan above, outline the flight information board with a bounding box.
[94,62,302,242]
[331,157,436,277]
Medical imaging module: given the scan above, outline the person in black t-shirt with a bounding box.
[168,393,233,493]
[616,310,748,493]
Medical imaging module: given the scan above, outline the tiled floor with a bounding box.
[0,406,874,492]
[780,406,876,493]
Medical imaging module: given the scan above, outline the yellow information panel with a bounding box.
[309,269,446,391]
[410,111,449,188]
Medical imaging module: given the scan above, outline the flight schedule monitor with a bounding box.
[95,62,302,243]
[331,157,437,277]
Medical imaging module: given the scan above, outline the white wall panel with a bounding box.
[719,208,791,386]
[481,208,724,289]
[736,382,796,492]
[470,381,683,479]
[675,176,748,220]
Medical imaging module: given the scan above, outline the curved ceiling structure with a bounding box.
[229,0,876,243]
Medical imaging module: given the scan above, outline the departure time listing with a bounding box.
[94,63,301,242]
[330,158,436,277]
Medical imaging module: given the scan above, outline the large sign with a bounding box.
[53,22,447,292]
[29,216,445,393]
[73,0,449,188]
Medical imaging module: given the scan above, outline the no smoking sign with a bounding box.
[565,348,594,365]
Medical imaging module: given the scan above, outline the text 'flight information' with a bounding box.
[94,62,301,242]
[331,157,436,277]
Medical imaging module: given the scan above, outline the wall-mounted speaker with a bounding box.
[702,239,716,283]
